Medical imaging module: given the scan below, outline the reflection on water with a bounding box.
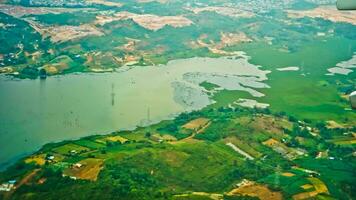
[0,55,269,169]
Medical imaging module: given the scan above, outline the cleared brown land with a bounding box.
[187,6,255,19]
[262,138,279,146]
[26,19,104,43]
[218,32,252,47]
[169,118,211,145]
[326,120,344,129]
[84,51,124,69]
[63,158,104,181]
[236,115,293,139]
[190,32,252,55]
[87,0,122,7]
[95,12,193,31]
[137,0,167,3]
[121,38,140,52]
[282,172,295,177]
[293,191,318,200]
[0,4,92,17]
[40,24,103,43]
[287,6,356,26]
[252,115,292,135]
[43,65,59,74]
[228,181,282,200]
[182,118,210,130]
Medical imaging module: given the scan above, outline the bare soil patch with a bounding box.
[63,158,104,181]
[0,4,92,18]
[187,6,255,19]
[287,6,356,25]
[27,19,103,43]
[182,118,210,131]
[87,0,122,7]
[228,181,282,200]
[95,12,193,31]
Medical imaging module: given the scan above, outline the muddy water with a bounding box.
[0,55,269,169]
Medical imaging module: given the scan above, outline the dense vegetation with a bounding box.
[0,107,355,200]
[0,0,355,199]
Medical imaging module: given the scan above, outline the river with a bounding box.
[0,55,270,169]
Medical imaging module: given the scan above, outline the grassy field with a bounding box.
[74,139,106,149]
[212,37,356,124]
[52,143,90,155]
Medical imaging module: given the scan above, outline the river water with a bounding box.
[0,55,270,169]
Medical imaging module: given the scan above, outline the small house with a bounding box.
[46,155,55,161]
[73,163,83,168]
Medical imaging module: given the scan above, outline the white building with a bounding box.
[350,91,356,109]
[0,182,15,192]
